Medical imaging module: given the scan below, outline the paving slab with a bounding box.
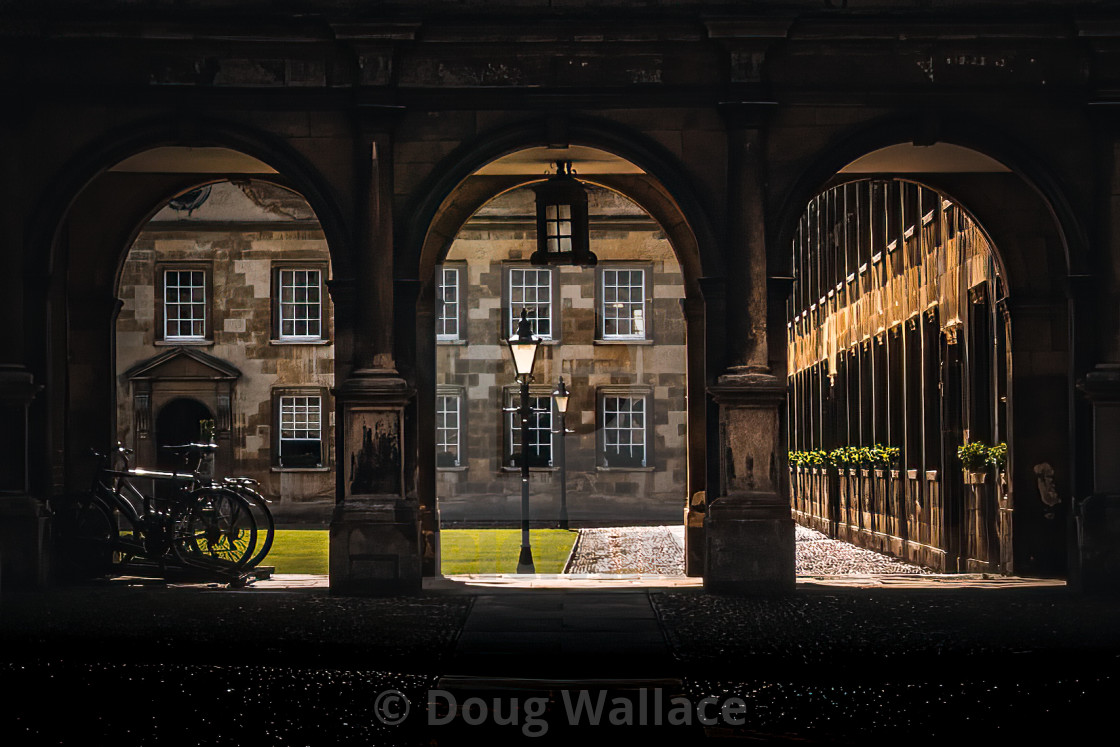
[445,588,676,679]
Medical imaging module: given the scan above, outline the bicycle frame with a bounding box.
[80,445,257,576]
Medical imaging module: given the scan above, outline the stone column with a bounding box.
[329,130,421,595]
[704,103,795,595]
[0,117,50,589]
[682,292,709,576]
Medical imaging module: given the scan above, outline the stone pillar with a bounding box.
[1072,365,1120,593]
[682,292,708,577]
[0,367,47,589]
[704,104,795,595]
[396,277,440,577]
[0,117,50,589]
[329,131,422,595]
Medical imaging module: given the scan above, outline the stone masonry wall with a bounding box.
[437,185,687,524]
[115,182,335,521]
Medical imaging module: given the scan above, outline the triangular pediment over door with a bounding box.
[125,347,241,474]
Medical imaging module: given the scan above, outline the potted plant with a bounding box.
[199,418,216,444]
[958,441,989,484]
[988,441,1008,489]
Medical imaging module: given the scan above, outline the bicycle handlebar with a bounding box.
[161,442,219,455]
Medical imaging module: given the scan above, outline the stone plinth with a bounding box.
[704,493,795,595]
[0,365,47,589]
[704,370,795,595]
[329,372,422,595]
[329,497,421,595]
[1073,365,1120,594]
[683,493,706,577]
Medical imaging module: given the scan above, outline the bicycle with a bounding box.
[160,442,275,570]
[58,444,258,582]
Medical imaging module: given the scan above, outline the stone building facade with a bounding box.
[114,181,336,521]
[435,185,687,524]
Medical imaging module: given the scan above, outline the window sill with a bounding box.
[270,338,332,346]
[437,465,469,472]
[593,339,653,346]
[437,339,468,346]
[156,339,212,347]
[500,466,559,473]
[271,466,331,473]
[596,466,655,472]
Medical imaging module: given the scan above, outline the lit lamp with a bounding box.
[507,309,542,573]
[530,160,597,267]
[552,376,572,530]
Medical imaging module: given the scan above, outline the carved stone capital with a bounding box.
[335,371,413,405]
[1078,363,1120,403]
[709,369,786,408]
[0,365,42,407]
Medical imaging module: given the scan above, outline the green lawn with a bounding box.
[265,529,330,575]
[264,528,577,575]
[439,529,578,574]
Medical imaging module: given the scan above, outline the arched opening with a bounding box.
[415,143,706,576]
[33,135,347,582]
[114,176,336,524]
[783,142,1071,577]
[154,398,213,470]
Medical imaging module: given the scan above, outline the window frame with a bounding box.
[271,387,330,471]
[596,386,654,470]
[596,263,653,342]
[436,386,465,469]
[271,263,330,344]
[502,264,560,342]
[435,262,467,343]
[156,262,212,344]
[503,385,556,470]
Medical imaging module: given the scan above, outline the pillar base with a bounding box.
[329,497,422,596]
[0,496,51,590]
[703,492,795,595]
[684,494,706,577]
[1072,492,1120,595]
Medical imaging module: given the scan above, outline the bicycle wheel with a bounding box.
[232,486,274,569]
[174,488,258,570]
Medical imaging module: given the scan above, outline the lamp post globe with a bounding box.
[553,376,571,530]
[507,308,541,573]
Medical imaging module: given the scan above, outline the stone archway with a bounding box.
[406,135,719,580]
[773,137,1086,579]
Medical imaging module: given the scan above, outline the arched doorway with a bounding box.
[154,398,213,470]
[433,174,689,571]
[787,178,1010,573]
[779,141,1075,578]
[114,176,337,522]
[411,140,713,577]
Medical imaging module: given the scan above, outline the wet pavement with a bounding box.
[2,561,1117,743]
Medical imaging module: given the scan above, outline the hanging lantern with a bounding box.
[531,160,596,267]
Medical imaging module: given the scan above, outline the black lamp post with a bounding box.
[552,376,572,530]
[530,161,597,267]
[507,309,542,573]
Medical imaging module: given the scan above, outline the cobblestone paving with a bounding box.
[564,526,685,574]
[793,524,936,575]
[565,524,935,575]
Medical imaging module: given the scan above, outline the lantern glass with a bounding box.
[552,377,570,414]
